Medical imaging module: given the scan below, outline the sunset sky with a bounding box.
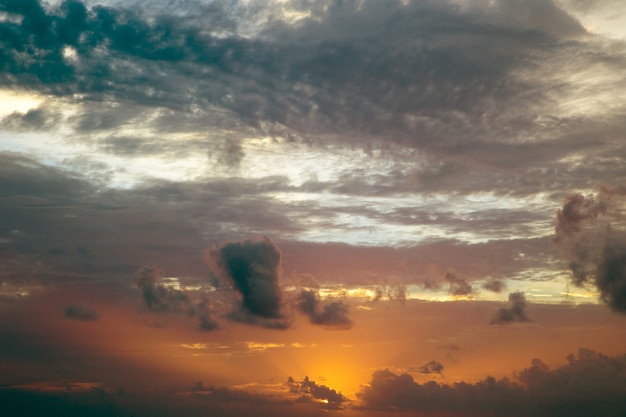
[1,0,626,416]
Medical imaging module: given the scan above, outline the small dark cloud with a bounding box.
[133,265,194,315]
[63,304,98,321]
[296,289,353,329]
[205,237,284,320]
[444,271,473,296]
[483,278,506,293]
[491,291,530,324]
[196,300,219,332]
[287,376,349,409]
[412,360,444,375]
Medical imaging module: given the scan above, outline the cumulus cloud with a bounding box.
[296,289,353,329]
[552,187,626,313]
[205,237,289,327]
[134,265,195,315]
[63,304,99,321]
[444,272,473,296]
[286,376,348,409]
[491,291,530,324]
[357,349,626,415]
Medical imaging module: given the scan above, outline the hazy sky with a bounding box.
[1,0,626,416]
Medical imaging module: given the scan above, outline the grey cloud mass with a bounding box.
[357,349,626,416]
[0,0,625,314]
[552,188,626,313]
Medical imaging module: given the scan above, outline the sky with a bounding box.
[1,0,626,415]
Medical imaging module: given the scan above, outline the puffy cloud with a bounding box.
[445,272,473,296]
[491,291,530,324]
[133,265,194,315]
[205,237,288,327]
[63,304,99,321]
[357,368,522,412]
[296,289,353,329]
[552,187,626,313]
[286,376,348,409]
[357,349,626,415]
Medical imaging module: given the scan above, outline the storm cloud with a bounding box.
[205,237,285,322]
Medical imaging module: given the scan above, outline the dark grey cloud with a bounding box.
[491,291,530,324]
[552,187,626,313]
[357,349,626,416]
[286,376,348,409]
[0,152,300,282]
[133,265,194,315]
[205,237,287,324]
[63,303,99,321]
[1,0,624,202]
[483,279,506,293]
[296,289,353,329]
[444,271,473,296]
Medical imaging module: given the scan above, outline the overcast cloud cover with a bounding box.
[1,0,626,415]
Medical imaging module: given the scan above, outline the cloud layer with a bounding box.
[357,349,626,416]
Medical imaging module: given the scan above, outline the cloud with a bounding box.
[483,278,506,293]
[373,280,407,304]
[444,272,473,296]
[413,360,445,375]
[1,107,58,132]
[196,300,219,332]
[286,376,349,409]
[552,187,626,313]
[133,265,195,315]
[205,237,286,323]
[357,349,626,415]
[189,381,280,405]
[491,291,530,324]
[296,289,353,329]
[63,304,99,321]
